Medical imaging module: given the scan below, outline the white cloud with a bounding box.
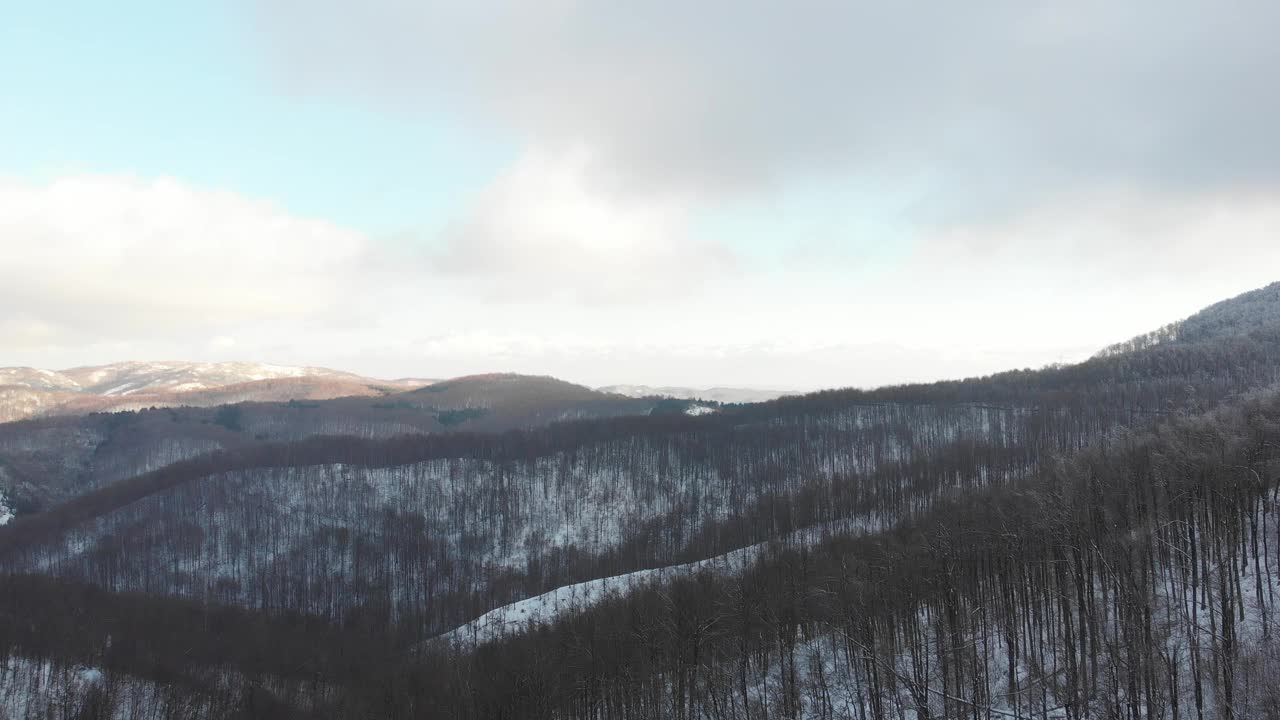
[246,0,1280,314]
[254,0,1280,202]
[4,174,1279,390]
[433,149,735,303]
[6,2,1280,389]
[0,175,367,347]
[913,184,1280,291]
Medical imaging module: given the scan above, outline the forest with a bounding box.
[0,282,1278,718]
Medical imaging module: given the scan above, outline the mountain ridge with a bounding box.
[2,282,1280,717]
[0,361,433,424]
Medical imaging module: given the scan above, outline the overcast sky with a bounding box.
[3,1,1279,389]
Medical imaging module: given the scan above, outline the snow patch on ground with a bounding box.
[0,488,13,526]
[101,382,138,396]
[438,545,760,648]
[0,660,117,719]
[437,514,882,648]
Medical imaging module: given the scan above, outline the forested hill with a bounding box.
[397,376,1280,719]
[0,373,656,513]
[1099,280,1280,357]
[5,282,1276,520]
[784,280,1280,412]
[0,282,1278,718]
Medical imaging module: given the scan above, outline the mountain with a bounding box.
[396,373,652,427]
[0,368,83,392]
[1177,279,1280,340]
[0,373,658,511]
[3,282,1280,718]
[57,360,377,396]
[596,384,793,404]
[1,361,380,396]
[0,361,433,423]
[1099,279,1280,357]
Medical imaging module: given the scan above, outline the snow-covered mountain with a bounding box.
[0,368,84,393]
[54,361,378,396]
[0,362,798,425]
[0,372,664,511]
[0,361,436,423]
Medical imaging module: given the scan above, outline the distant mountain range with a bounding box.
[0,361,434,424]
[0,360,791,424]
[0,372,671,510]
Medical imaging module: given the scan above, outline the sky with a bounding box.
[3,1,1280,390]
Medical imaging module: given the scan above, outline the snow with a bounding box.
[60,361,348,397]
[438,544,759,647]
[0,660,106,718]
[438,514,882,648]
[684,403,717,416]
[0,367,81,392]
[0,489,12,526]
[0,657,233,719]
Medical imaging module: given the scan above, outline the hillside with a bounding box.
[1,282,1279,718]
[0,373,658,512]
[415,391,1280,719]
[1099,279,1280,357]
[396,373,651,428]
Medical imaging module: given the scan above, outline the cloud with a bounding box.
[0,175,368,348]
[247,0,1280,308]
[912,184,1280,290]
[432,149,736,303]
[4,168,1275,387]
[253,0,1280,205]
[8,3,1279,389]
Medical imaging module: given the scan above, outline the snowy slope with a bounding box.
[0,488,12,525]
[59,361,367,396]
[437,545,762,647]
[437,515,882,648]
[0,367,83,392]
